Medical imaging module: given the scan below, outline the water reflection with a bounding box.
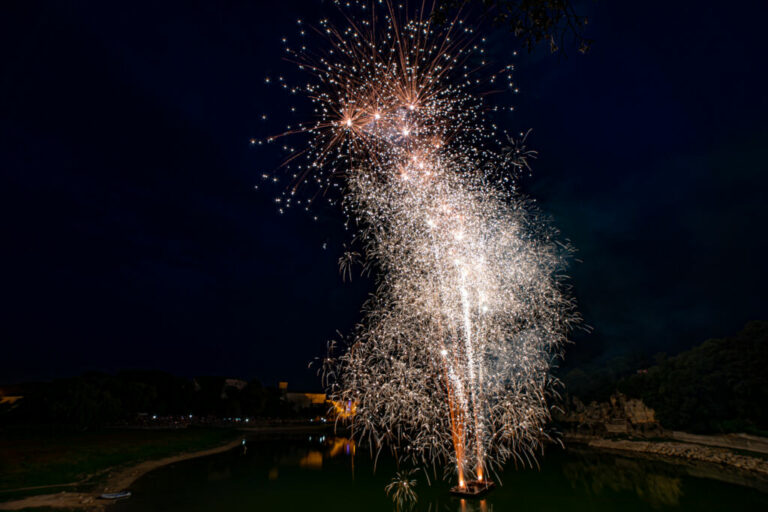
[456,498,490,512]
[268,439,696,510]
[383,497,493,512]
[270,436,356,478]
[299,450,323,469]
[562,450,683,507]
[112,435,768,512]
[329,437,356,458]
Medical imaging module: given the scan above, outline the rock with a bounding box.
[558,392,662,437]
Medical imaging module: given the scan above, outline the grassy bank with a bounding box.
[0,427,240,502]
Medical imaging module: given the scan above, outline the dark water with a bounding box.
[113,435,768,511]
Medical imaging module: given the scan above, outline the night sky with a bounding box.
[2,1,766,390]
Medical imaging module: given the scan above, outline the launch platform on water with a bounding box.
[450,480,495,498]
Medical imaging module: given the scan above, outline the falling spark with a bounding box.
[267,0,578,487]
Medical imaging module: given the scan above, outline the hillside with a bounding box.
[617,321,768,434]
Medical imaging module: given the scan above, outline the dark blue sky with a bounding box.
[2,1,766,389]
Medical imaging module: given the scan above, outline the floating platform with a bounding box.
[449,480,495,498]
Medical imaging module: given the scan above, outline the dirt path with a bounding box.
[0,439,243,511]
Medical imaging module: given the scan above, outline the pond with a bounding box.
[112,434,768,511]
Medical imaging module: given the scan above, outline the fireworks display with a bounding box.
[266,1,577,488]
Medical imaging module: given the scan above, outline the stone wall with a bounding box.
[670,431,768,456]
[556,392,662,436]
[580,438,768,478]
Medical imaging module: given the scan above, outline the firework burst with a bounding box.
[266,0,577,489]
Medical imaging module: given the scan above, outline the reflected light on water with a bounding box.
[110,437,768,511]
[562,452,683,507]
[299,451,323,469]
[329,438,355,458]
[270,437,357,477]
[459,498,490,512]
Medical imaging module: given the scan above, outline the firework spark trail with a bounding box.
[269,1,578,487]
[343,158,573,481]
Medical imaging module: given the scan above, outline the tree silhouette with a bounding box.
[433,0,592,54]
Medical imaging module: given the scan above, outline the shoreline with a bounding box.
[0,437,244,511]
[2,428,765,510]
[0,423,336,511]
[564,433,768,489]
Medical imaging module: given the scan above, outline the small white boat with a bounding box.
[99,491,132,500]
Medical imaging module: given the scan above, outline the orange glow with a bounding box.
[299,450,323,469]
[328,437,355,458]
[330,399,356,419]
[275,2,575,489]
